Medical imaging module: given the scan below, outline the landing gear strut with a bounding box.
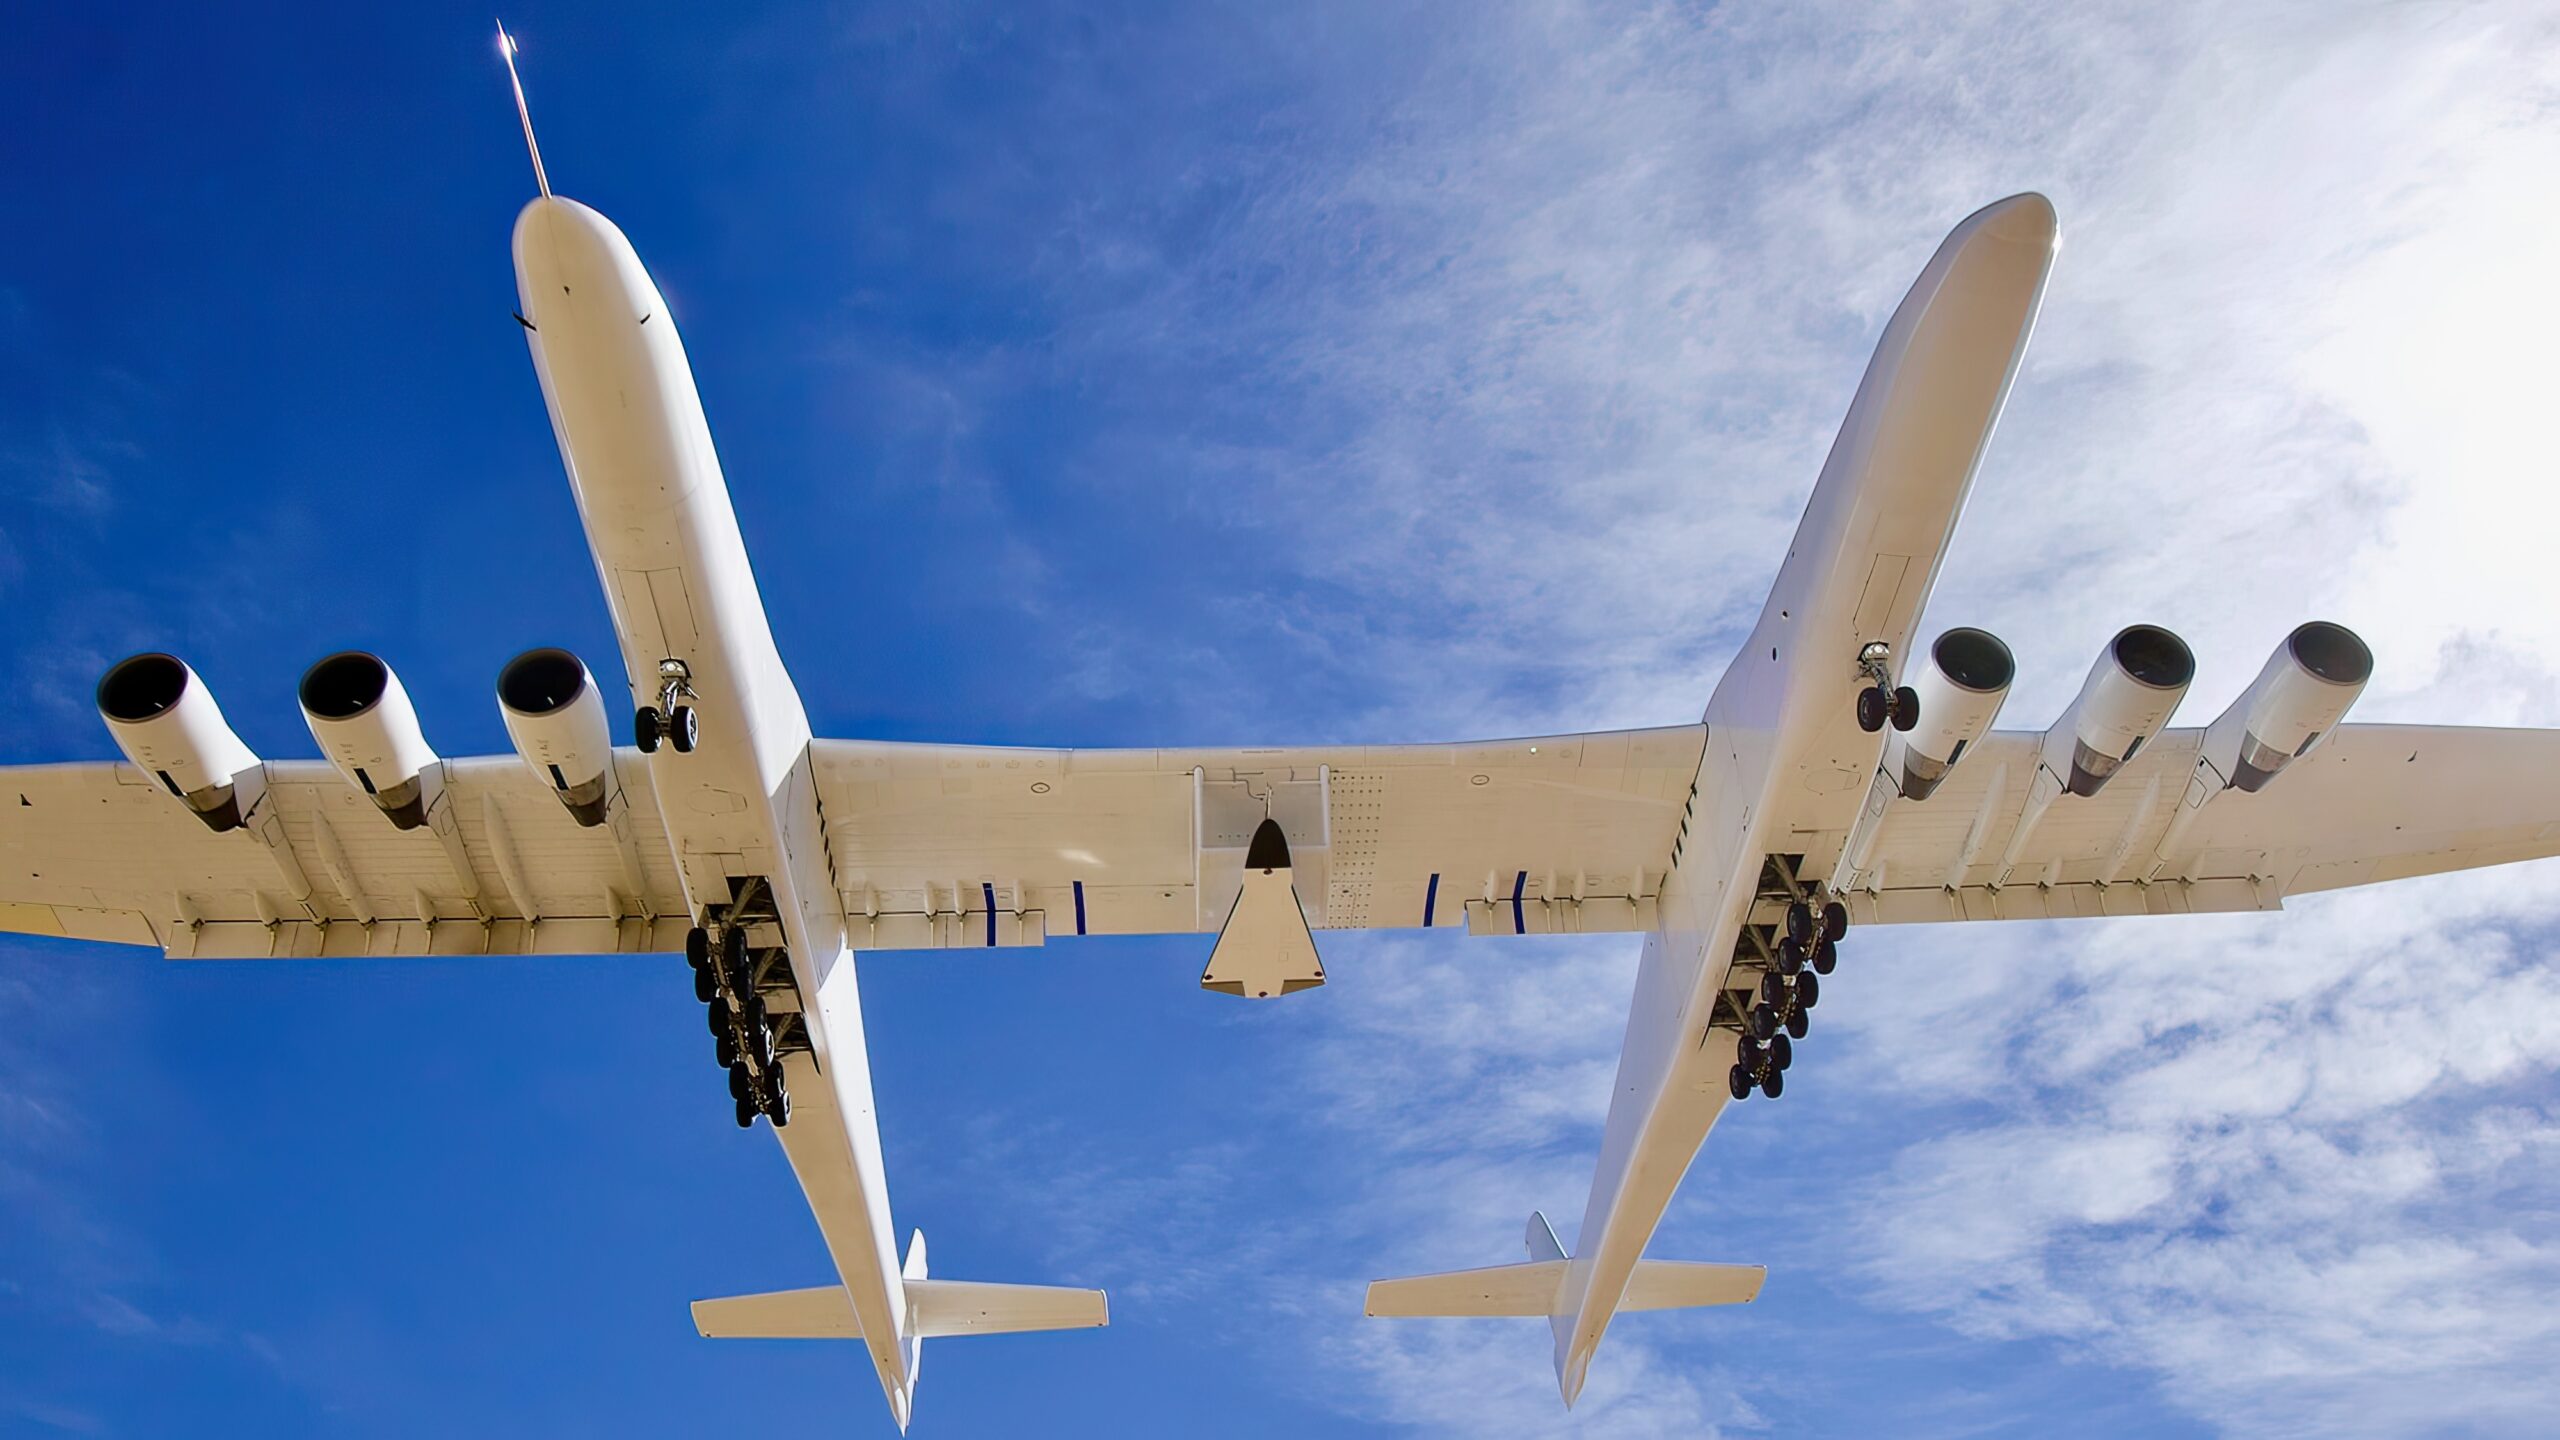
[1853,641,1919,734]
[635,658,701,755]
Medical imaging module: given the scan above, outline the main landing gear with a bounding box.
[1854,641,1919,735]
[635,658,700,755]
[1725,883,1852,1102]
[687,894,794,1130]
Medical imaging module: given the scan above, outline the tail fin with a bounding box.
[1363,1210,1764,1401]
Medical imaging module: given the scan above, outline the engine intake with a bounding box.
[2202,621,2372,792]
[2042,624,2194,797]
[1888,627,2014,801]
[497,647,618,827]
[97,653,265,833]
[299,651,441,829]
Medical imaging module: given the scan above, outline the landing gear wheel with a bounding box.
[746,1023,776,1073]
[1728,1065,1752,1101]
[1777,936,1805,975]
[1890,685,1920,732]
[693,964,719,1004]
[1736,1034,1764,1069]
[1760,1066,1784,1099]
[763,1083,792,1127]
[1785,901,1815,947]
[706,1002,732,1038]
[720,924,749,975]
[1767,1032,1793,1071]
[1795,970,1820,1010]
[1749,1003,1779,1042]
[715,1028,738,1070]
[1810,937,1838,975]
[685,927,711,970]
[1759,972,1789,1007]
[734,1095,758,1129]
[728,1062,752,1102]
[634,705,665,753]
[669,704,699,754]
[1822,900,1849,942]
[1785,1006,1810,1040]
[1856,685,1890,733]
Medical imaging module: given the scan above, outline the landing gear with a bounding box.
[693,892,797,1131]
[636,659,702,754]
[1822,900,1849,942]
[1749,1003,1779,1042]
[1810,936,1838,975]
[1777,936,1805,975]
[1785,900,1816,947]
[1853,642,1921,734]
[1728,1065,1752,1101]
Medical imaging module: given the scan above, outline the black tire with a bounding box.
[728,1062,751,1101]
[1796,970,1821,1010]
[1785,1007,1810,1040]
[693,964,719,1004]
[1811,937,1838,975]
[748,1022,777,1072]
[1761,1066,1784,1099]
[721,924,749,975]
[1777,936,1805,975]
[715,1028,738,1070]
[1785,901,1815,946]
[1760,972,1787,1006]
[684,927,711,969]
[1727,1065,1752,1101]
[1856,685,1888,733]
[670,704,699,754]
[764,1082,792,1127]
[706,1001,731,1037]
[1822,900,1849,942]
[1736,1034,1764,1069]
[1891,685,1920,732]
[733,1095,758,1129]
[1768,1032,1793,1071]
[1749,1003,1778,1042]
[634,705,664,754]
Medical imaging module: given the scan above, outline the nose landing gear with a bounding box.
[1853,641,1920,734]
[635,658,701,754]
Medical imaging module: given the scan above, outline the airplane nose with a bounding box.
[511,195,664,323]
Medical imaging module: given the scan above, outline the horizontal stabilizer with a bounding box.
[1367,1210,1764,1320]
[693,1280,1108,1340]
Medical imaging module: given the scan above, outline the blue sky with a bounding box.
[5,2,2560,1435]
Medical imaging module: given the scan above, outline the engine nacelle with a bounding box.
[2199,621,2372,793]
[97,653,266,833]
[2041,624,2194,797]
[299,651,442,829]
[1886,627,2014,801]
[497,647,619,827]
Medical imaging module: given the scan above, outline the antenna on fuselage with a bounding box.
[495,20,552,199]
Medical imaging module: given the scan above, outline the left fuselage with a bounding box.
[511,196,916,1420]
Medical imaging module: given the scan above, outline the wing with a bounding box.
[808,725,1709,948]
[1812,724,2560,924]
[0,756,689,957]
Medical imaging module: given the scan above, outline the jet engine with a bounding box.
[497,647,619,827]
[299,651,442,829]
[2041,624,2194,797]
[1886,627,2014,801]
[2198,621,2371,792]
[96,652,265,833]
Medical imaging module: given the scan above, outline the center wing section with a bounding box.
[808,726,1707,948]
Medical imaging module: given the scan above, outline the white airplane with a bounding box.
[6,32,2558,1427]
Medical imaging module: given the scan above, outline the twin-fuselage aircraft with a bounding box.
[8,32,2557,1430]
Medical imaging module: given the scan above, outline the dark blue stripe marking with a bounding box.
[1510,870,1528,935]
[983,882,997,947]
[1073,880,1088,935]
[1422,872,1440,929]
